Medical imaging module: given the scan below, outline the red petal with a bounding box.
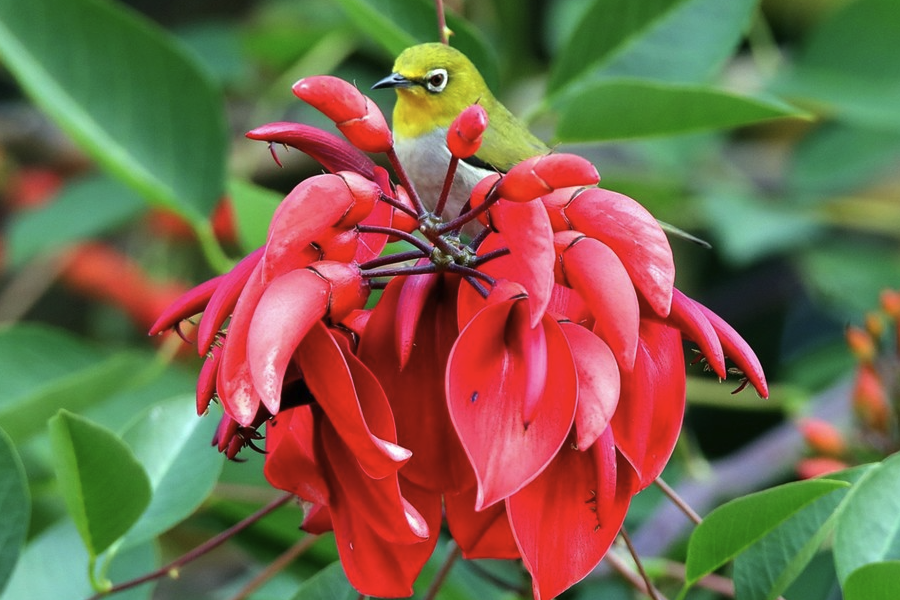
[666,289,727,379]
[493,200,555,328]
[395,269,439,369]
[560,235,640,371]
[196,344,221,415]
[263,175,361,282]
[297,322,410,479]
[359,275,474,493]
[565,188,674,317]
[264,406,329,506]
[447,300,577,509]
[293,76,368,123]
[148,274,222,335]
[245,121,376,177]
[246,269,330,415]
[560,323,620,450]
[197,247,264,354]
[611,319,686,489]
[446,486,520,559]
[507,428,632,600]
[695,301,769,398]
[319,417,428,545]
[335,96,393,153]
[497,155,599,203]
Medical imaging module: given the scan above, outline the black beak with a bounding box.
[372,73,414,90]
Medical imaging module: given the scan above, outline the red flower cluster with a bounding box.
[151,75,768,599]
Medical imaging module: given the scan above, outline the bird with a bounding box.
[373,43,711,248]
[372,42,548,224]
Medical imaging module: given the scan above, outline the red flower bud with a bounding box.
[845,325,876,364]
[293,76,392,153]
[853,364,890,432]
[497,154,599,203]
[796,457,849,480]
[447,105,488,159]
[798,418,846,457]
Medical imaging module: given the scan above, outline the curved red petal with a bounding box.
[359,275,474,493]
[264,406,329,506]
[395,269,439,369]
[245,121,376,177]
[297,321,410,479]
[507,428,631,600]
[560,322,620,450]
[447,300,577,509]
[447,104,488,159]
[292,76,367,123]
[196,344,221,416]
[246,269,330,415]
[335,97,393,153]
[611,319,686,489]
[197,247,264,354]
[695,301,769,398]
[565,188,674,318]
[497,154,599,203]
[263,175,358,282]
[493,200,555,328]
[561,236,640,371]
[446,486,520,559]
[148,274,222,336]
[667,289,727,379]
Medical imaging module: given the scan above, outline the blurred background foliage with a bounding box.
[1,0,899,599]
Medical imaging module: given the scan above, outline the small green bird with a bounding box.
[373,42,548,220]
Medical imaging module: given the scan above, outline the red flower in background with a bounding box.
[152,75,768,599]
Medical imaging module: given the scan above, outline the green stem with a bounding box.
[194,220,235,274]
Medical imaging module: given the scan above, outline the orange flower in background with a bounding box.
[151,76,768,599]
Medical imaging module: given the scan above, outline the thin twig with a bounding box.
[434,156,458,217]
[228,535,318,600]
[655,477,703,525]
[86,494,295,600]
[423,541,462,600]
[435,0,450,44]
[620,529,662,600]
[604,551,668,600]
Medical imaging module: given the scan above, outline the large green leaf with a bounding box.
[0,427,29,596]
[555,80,808,141]
[0,0,227,221]
[733,485,848,600]
[834,452,900,583]
[228,178,281,254]
[773,0,900,130]
[0,348,153,445]
[119,396,224,547]
[48,410,152,557]
[0,521,155,600]
[682,479,849,592]
[332,0,499,89]
[7,175,145,267]
[844,561,900,600]
[549,0,758,93]
[289,561,357,600]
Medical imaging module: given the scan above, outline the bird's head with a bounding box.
[373,43,492,138]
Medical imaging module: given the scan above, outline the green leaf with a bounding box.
[844,561,900,600]
[289,561,357,600]
[834,453,900,584]
[228,179,282,254]
[119,396,224,547]
[0,427,29,596]
[0,521,155,600]
[332,0,499,88]
[0,347,153,445]
[683,479,849,589]
[549,0,758,93]
[699,190,823,266]
[733,485,848,600]
[773,0,900,130]
[6,175,145,267]
[787,123,900,195]
[48,410,152,557]
[0,0,227,221]
[554,80,809,141]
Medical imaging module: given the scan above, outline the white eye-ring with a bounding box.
[425,68,448,93]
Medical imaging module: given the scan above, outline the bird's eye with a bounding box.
[425,68,448,93]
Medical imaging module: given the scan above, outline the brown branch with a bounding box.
[86,493,295,600]
[654,477,702,525]
[620,530,662,600]
[423,541,462,600]
[604,550,669,600]
[227,534,318,600]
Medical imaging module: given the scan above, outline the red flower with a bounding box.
[152,75,769,599]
